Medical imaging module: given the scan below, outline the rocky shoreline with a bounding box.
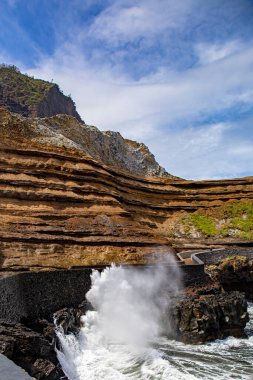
[0,260,251,380]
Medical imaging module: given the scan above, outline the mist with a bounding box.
[55,255,183,379]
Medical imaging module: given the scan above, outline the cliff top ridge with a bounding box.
[0,64,82,121]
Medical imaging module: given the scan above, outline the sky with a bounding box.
[0,0,253,179]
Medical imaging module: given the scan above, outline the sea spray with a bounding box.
[55,254,183,379]
[85,259,182,346]
[55,263,253,380]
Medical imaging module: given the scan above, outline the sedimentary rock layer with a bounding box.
[0,108,253,271]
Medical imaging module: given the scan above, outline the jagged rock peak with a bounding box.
[0,108,172,177]
[0,65,171,177]
[0,64,82,121]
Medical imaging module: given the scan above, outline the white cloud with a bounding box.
[26,39,253,180]
[28,39,253,129]
[147,122,253,180]
[196,40,245,65]
[89,0,194,45]
[21,0,253,180]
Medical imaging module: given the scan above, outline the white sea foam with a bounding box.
[55,259,253,380]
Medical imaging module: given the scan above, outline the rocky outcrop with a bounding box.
[0,298,92,380]
[36,85,81,121]
[0,280,249,379]
[0,65,81,121]
[53,288,249,345]
[0,321,67,379]
[206,255,253,300]
[0,107,253,271]
[53,301,90,335]
[173,288,249,343]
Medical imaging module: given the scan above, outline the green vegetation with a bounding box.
[186,214,217,236]
[181,201,253,239]
[0,64,54,109]
[222,202,253,240]
[222,255,247,262]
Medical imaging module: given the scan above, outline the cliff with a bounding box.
[0,65,81,121]
[0,107,252,272]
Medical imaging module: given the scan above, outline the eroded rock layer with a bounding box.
[0,108,253,271]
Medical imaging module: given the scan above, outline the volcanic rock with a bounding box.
[0,321,67,379]
[173,290,249,344]
[0,66,253,271]
[206,255,253,300]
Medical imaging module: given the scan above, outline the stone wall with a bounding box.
[0,264,206,323]
[180,264,207,286]
[0,269,92,323]
[196,248,253,265]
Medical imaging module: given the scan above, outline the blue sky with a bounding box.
[0,0,253,179]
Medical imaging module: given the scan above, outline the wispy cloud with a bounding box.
[196,40,246,65]
[89,0,193,45]
[26,38,253,179]
[2,0,253,179]
[28,39,253,130]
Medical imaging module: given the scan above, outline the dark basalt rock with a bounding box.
[0,321,67,380]
[173,290,249,344]
[206,255,253,300]
[0,299,92,379]
[53,300,90,335]
[0,283,250,378]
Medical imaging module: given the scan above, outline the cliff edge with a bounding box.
[0,64,82,121]
[0,67,252,272]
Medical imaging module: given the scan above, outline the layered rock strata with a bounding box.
[0,107,253,271]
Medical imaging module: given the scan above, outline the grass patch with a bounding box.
[180,201,253,239]
[0,64,54,110]
[190,214,217,236]
[185,214,217,237]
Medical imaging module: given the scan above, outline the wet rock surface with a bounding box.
[0,299,92,379]
[0,321,67,380]
[0,285,250,378]
[173,288,249,344]
[53,300,91,335]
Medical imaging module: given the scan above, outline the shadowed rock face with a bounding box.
[173,289,249,344]
[206,255,253,300]
[0,321,67,380]
[36,85,82,121]
[0,65,81,121]
[0,106,253,271]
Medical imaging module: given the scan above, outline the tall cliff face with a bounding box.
[0,65,81,121]
[0,109,171,178]
[0,65,169,177]
[36,85,81,120]
[0,107,252,272]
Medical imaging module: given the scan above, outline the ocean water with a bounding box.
[55,264,253,380]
